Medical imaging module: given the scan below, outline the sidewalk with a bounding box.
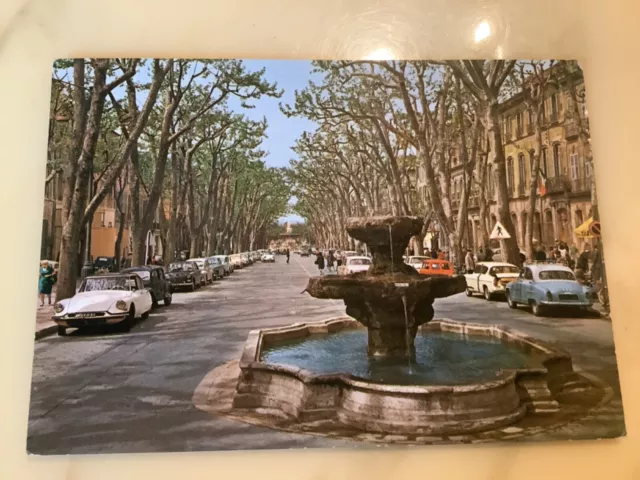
[34,281,81,340]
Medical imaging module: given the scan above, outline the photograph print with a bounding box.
[28,58,624,454]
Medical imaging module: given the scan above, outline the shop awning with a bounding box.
[574,217,596,238]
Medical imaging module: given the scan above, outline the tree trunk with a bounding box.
[486,102,519,264]
[526,111,544,261]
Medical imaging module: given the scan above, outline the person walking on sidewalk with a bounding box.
[38,260,56,307]
[465,250,475,274]
[314,251,326,275]
[286,248,290,264]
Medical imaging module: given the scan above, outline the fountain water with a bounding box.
[305,216,466,358]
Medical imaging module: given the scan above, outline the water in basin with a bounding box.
[261,329,543,385]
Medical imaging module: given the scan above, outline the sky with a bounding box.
[227,60,317,224]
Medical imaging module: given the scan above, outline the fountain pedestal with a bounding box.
[305,216,465,359]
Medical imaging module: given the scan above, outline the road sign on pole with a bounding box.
[490,221,511,240]
[589,221,601,237]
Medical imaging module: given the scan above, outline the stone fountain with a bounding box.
[224,215,594,437]
[305,216,466,357]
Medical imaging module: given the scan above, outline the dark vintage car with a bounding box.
[121,266,172,307]
[165,261,202,291]
[93,256,117,273]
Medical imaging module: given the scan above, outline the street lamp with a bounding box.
[80,172,94,281]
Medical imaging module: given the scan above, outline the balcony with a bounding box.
[564,120,580,140]
[545,175,571,194]
[570,176,591,194]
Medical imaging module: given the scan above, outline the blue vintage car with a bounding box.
[505,264,593,316]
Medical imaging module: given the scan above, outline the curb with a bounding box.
[35,325,58,340]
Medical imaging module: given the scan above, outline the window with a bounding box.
[474,265,483,274]
[57,174,63,201]
[524,268,533,280]
[481,265,489,274]
[542,147,548,175]
[488,164,494,197]
[553,144,561,177]
[569,149,580,180]
[507,157,514,194]
[585,158,593,177]
[539,270,575,281]
[516,112,523,136]
[550,93,559,121]
[518,154,526,190]
[100,211,105,227]
[527,109,534,131]
[505,116,512,139]
[529,150,536,177]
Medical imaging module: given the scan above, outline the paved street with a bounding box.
[27,255,623,454]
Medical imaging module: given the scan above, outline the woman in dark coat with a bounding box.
[38,260,56,307]
[314,252,326,275]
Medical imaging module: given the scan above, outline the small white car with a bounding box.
[464,262,520,300]
[52,274,153,336]
[338,256,372,275]
[261,252,276,262]
[405,256,430,270]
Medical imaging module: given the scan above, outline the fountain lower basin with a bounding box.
[233,317,586,435]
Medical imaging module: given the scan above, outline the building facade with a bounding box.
[433,70,593,254]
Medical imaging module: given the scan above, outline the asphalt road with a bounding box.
[26,255,624,454]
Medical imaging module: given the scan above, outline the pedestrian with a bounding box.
[465,250,475,274]
[437,249,445,260]
[286,248,290,264]
[315,251,325,275]
[430,248,438,259]
[519,250,526,265]
[38,260,56,307]
[534,245,547,262]
[559,242,569,259]
[485,247,494,261]
[591,245,603,283]
[577,244,591,273]
[424,248,431,258]
[476,247,485,262]
[327,250,335,272]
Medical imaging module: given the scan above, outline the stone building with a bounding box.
[433,68,592,253]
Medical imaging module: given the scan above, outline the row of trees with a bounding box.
[47,59,290,301]
[285,60,593,265]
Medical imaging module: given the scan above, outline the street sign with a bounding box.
[490,221,511,240]
[589,221,601,237]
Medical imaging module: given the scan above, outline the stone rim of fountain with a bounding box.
[232,317,589,435]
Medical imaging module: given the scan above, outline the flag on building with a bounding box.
[537,168,547,196]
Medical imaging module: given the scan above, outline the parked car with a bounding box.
[417,259,454,277]
[405,256,430,271]
[464,262,520,300]
[300,250,310,257]
[93,256,117,273]
[189,258,213,285]
[338,256,372,275]
[230,254,244,270]
[505,264,593,316]
[52,273,153,336]
[214,255,233,275]
[207,256,226,279]
[240,253,251,267]
[121,265,172,307]
[166,261,201,291]
[261,252,276,263]
[490,248,527,263]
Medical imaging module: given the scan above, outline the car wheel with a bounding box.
[465,287,473,297]
[483,286,492,301]
[141,309,150,320]
[57,326,67,336]
[190,280,196,292]
[119,307,135,332]
[506,291,517,309]
[163,292,172,306]
[531,300,545,317]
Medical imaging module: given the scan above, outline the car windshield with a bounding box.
[539,270,576,281]
[209,258,220,265]
[81,277,134,292]
[491,266,520,275]
[349,258,371,265]
[410,257,428,263]
[132,271,151,280]
[169,263,192,272]
[194,261,204,268]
